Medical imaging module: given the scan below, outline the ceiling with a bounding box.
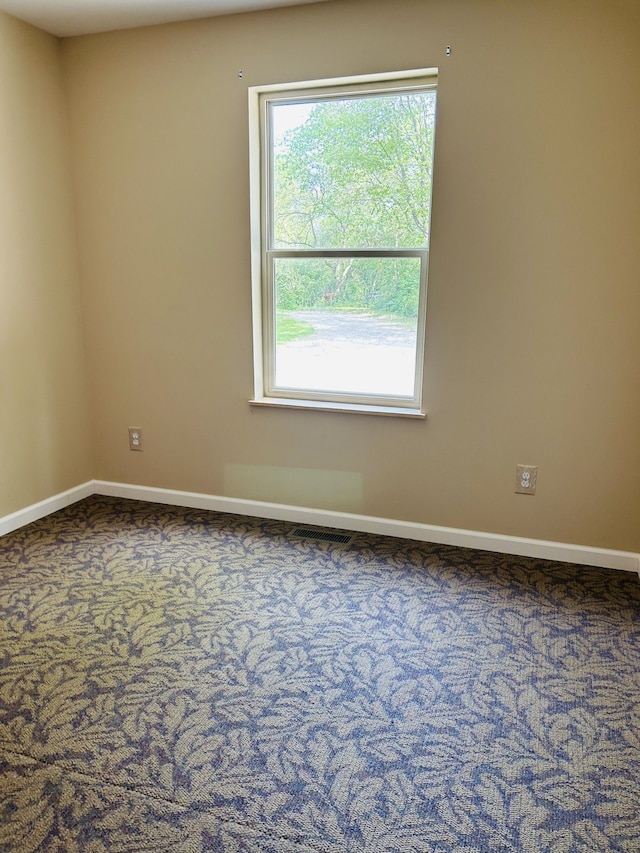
[0,0,331,37]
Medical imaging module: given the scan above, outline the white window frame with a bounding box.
[248,69,438,417]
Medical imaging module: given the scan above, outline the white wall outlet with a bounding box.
[128,427,143,451]
[515,464,537,495]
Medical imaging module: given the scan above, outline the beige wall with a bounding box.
[0,12,92,517]
[61,0,640,552]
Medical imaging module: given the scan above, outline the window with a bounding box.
[249,69,437,416]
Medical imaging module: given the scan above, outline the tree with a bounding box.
[271,90,436,316]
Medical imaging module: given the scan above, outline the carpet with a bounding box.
[0,495,639,852]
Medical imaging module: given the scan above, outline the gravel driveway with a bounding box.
[276,310,417,396]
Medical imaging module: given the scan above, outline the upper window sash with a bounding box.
[260,78,437,255]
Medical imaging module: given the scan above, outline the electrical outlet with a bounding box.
[129,427,143,451]
[515,464,537,495]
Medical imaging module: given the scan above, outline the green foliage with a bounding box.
[275,257,422,318]
[271,89,435,317]
[275,312,316,344]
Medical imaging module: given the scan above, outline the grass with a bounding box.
[276,312,316,344]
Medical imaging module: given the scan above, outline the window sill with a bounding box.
[249,397,426,419]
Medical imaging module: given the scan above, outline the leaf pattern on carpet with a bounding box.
[0,496,639,852]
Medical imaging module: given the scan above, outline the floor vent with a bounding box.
[289,527,355,545]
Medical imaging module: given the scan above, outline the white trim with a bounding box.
[0,481,95,538]
[252,68,439,95]
[249,398,426,418]
[2,480,637,575]
[93,481,640,575]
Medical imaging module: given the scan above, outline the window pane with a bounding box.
[271,91,436,250]
[273,257,421,398]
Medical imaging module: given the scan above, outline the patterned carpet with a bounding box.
[0,496,639,852]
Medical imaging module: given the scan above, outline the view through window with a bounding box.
[250,71,437,413]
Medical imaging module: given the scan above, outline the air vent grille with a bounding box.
[289,527,354,545]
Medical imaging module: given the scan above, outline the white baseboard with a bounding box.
[1,480,637,575]
[0,481,95,538]
[93,480,640,575]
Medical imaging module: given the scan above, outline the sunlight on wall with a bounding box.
[224,464,363,512]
